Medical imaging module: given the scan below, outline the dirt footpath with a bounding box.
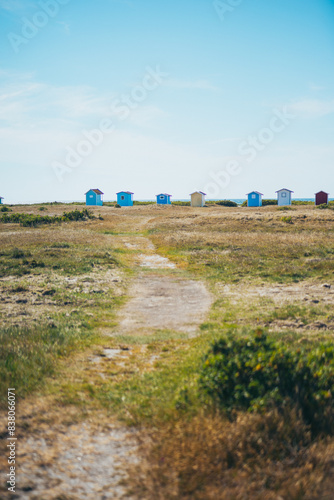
[118,237,212,335]
[118,275,212,335]
[15,422,137,500]
[0,236,212,500]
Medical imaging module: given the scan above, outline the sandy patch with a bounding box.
[218,282,334,305]
[117,275,212,335]
[0,423,137,499]
[138,254,176,269]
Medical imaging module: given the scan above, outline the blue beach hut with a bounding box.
[247,191,263,207]
[117,191,134,207]
[85,189,104,206]
[156,193,172,205]
[0,197,3,204]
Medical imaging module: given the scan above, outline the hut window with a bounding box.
[252,194,256,199]
[160,195,164,199]
[121,196,125,200]
[282,192,286,197]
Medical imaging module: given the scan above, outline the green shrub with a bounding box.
[0,209,94,227]
[39,206,47,211]
[51,242,71,248]
[292,200,314,205]
[115,204,121,208]
[133,201,155,205]
[262,199,278,206]
[0,205,11,212]
[215,200,238,207]
[241,199,277,207]
[11,248,27,259]
[200,331,334,434]
[172,201,191,206]
[277,206,295,211]
[61,208,93,221]
[316,204,331,210]
[281,216,293,223]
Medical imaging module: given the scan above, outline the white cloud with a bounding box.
[128,105,168,127]
[290,99,334,118]
[0,71,169,131]
[309,82,326,92]
[0,74,116,127]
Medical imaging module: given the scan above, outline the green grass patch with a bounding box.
[0,244,121,278]
[0,318,95,408]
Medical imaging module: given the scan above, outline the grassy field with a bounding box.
[1,203,334,498]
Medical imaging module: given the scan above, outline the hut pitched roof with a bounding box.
[85,189,104,195]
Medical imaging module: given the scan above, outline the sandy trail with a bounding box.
[1,237,212,499]
[119,236,212,335]
[14,423,137,500]
[118,275,211,335]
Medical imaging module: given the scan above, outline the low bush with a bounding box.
[51,242,71,249]
[0,205,11,212]
[215,200,238,207]
[200,330,334,434]
[11,248,27,259]
[316,203,333,210]
[292,200,314,205]
[0,209,94,227]
[61,209,93,221]
[241,199,278,207]
[262,199,278,206]
[281,215,293,223]
[133,201,155,205]
[277,206,295,211]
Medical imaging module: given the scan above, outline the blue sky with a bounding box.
[0,0,334,202]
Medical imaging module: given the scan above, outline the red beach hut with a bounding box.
[315,191,329,206]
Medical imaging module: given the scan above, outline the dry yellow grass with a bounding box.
[129,410,334,500]
[1,203,334,499]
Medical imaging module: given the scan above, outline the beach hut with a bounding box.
[315,191,329,206]
[190,191,206,207]
[85,189,104,206]
[156,193,172,205]
[247,191,263,207]
[0,197,3,204]
[276,188,293,206]
[117,191,134,207]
